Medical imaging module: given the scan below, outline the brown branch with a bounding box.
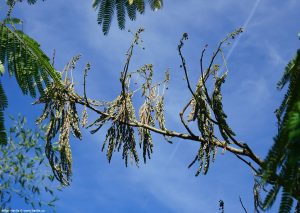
[39,68,263,180]
[234,153,259,175]
[200,35,246,150]
[180,41,219,125]
[178,34,196,98]
[48,28,264,183]
[73,95,263,169]
[120,29,145,124]
[121,28,144,97]
[224,128,246,149]
[83,63,91,106]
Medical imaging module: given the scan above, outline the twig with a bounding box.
[179,100,196,137]
[51,49,56,67]
[83,63,91,106]
[1,0,15,30]
[219,200,225,213]
[179,39,219,126]
[220,49,229,74]
[37,28,265,183]
[234,153,259,174]
[120,28,144,122]
[239,196,248,213]
[178,33,196,98]
[199,46,213,106]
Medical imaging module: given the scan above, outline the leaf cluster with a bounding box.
[0,10,62,145]
[258,50,300,212]
[6,0,44,5]
[93,0,163,34]
[0,115,59,210]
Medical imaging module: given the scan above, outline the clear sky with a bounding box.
[3,0,300,212]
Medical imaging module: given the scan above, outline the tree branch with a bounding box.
[73,93,263,168]
[178,33,196,98]
[234,153,259,175]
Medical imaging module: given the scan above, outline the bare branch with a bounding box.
[234,153,260,175]
[178,33,196,98]
[199,46,213,106]
[35,28,265,186]
[239,196,248,213]
[73,94,263,167]
[83,63,91,106]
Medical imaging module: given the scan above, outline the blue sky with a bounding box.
[2,0,300,212]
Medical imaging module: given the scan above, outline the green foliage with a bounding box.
[0,25,61,96]
[0,8,62,145]
[262,183,280,210]
[0,79,8,145]
[260,50,300,212]
[0,115,59,210]
[0,61,4,74]
[93,0,163,35]
[6,0,44,5]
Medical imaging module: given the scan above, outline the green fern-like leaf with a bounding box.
[135,0,145,13]
[0,23,63,145]
[6,0,43,5]
[93,0,163,34]
[96,0,107,26]
[263,50,300,177]
[126,1,137,21]
[116,0,126,29]
[148,0,163,10]
[262,183,280,210]
[0,60,4,75]
[279,190,294,213]
[277,52,298,89]
[102,0,116,35]
[261,49,300,212]
[0,80,8,145]
[0,26,62,96]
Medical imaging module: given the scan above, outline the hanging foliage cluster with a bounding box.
[35,56,84,186]
[88,29,170,165]
[178,29,248,176]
